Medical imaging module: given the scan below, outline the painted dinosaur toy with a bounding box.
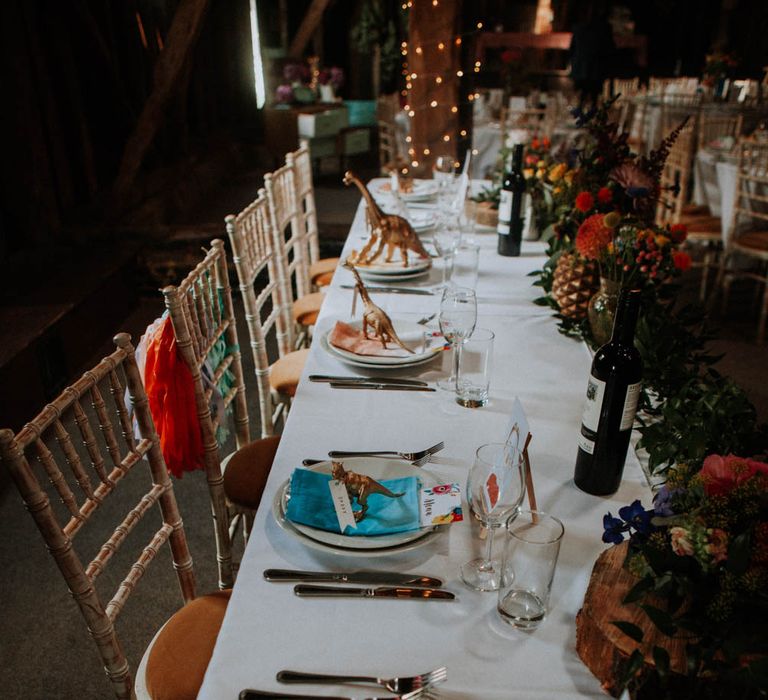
[331,461,405,522]
[343,170,430,267]
[346,264,413,353]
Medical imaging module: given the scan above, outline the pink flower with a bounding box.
[670,527,694,556]
[700,454,768,496]
[706,528,729,564]
[610,162,655,198]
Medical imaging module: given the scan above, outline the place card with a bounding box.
[328,479,357,531]
[420,483,463,525]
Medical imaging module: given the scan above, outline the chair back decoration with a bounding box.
[226,192,292,436]
[286,144,321,267]
[162,239,250,588]
[0,334,196,699]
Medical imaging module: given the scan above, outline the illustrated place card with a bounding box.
[420,483,463,525]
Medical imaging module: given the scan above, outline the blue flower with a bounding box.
[619,499,653,534]
[626,186,651,198]
[652,486,677,517]
[602,512,626,544]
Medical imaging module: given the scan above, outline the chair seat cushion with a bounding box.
[734,231,768,255]
[292,292,325,326]
[145,589,231,700]
[223,436,280,509]
[310,257,340,287]
[269,348,310,397]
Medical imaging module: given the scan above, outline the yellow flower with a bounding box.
[548,163,567,182]
[655,234,670,247]
[536,169,545,180]
[523,168,534,179]
[552,186,562,194]
[537,160,545,168]
[603,212,621,228]
[607,242,616,254]
[563,170,575,185]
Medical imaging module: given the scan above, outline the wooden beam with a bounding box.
[112,0,210,206]
[288,0,331,59]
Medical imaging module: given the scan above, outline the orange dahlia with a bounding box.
[575,213,614,260]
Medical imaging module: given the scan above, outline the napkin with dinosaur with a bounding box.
[328,320,424,358]
[285,467,421,536]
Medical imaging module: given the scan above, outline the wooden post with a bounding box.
[408,0,463,177]
[112,0,210,206]
[288,0,331,59]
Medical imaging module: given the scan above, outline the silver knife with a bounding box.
[340,284,434,296]
[330,382,436,392]
[240,691,376,700]
[264,569,443,587]
[294,584,455,600]
[309,374,428,387]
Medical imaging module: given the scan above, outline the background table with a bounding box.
[198,188,650,699]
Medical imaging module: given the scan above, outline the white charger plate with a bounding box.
[377,179,439,202]
[272,458,440,555]
[357,268,431,283]
[351,256,431,276]
[322,320,443,368]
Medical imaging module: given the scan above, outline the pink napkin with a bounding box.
[329,321,414,358]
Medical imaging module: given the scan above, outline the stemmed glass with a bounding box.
[461,441,526,591]
[432,215,462,287]
[433,154,456,191]
[437,286,476,391]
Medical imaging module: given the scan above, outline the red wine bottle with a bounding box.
[574,288,642,496]
[497,144,525,257]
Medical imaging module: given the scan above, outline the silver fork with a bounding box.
[276,666,447,695]
[327,441,445,467]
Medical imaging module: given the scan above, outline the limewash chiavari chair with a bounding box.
[657,122,723,300]
[162,240,252,588]
[263,163,326,347]
[715,139,768,342]
[287,144,341,288]
[226,191,310,438]
[698,113,744,151]
[0,334,231,700]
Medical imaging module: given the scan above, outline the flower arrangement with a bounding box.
[601,454,768,696]
[702,51,738,88]
[275,59,344,104]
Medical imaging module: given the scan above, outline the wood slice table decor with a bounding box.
[475,200,499,229]
[575,542,689,698]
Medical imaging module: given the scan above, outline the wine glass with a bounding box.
[461,441,526,591]
[433,154,456,190]
[432,215,462,287]
[437,286,476,391]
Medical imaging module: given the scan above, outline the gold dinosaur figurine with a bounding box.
[331,461,405,522]
[343,170,431,267]
[346,264,413,353]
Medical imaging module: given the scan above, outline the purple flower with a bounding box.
[329,67,345,90]
[317,68,331,85]
[610,163,655,199]
[619,499,653,534]
[602,512,626,544]
[275,84,294,104]
[283,62,305,83]
[652,486,677,517]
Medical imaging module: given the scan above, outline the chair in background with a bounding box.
[659,93,702,140]
[657,122,723,300]
[162,240,254,588]
[715,140,768,343]
[264,163,326,345]
[226,191,309,438]
[0,334,227,699]
[287,144,341,288]
[377,119,400,174]
[697,113,744,150]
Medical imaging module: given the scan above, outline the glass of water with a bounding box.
[497,511,564,630]
[432,215,462,287]
[456,328,494,407]
[437,286,476,391]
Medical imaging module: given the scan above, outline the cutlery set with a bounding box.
[310,375,434,393]
[299,438,444,468]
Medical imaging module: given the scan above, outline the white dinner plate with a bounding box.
[350,255,432,276]
[357,267,431,283]
[377,179,438,202]
[322,320,444,368]
[272,458,441,556]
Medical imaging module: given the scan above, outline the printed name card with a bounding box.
[420,483,463,525]
[329,479,358,531]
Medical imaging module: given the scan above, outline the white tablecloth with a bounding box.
[198,189,650,699]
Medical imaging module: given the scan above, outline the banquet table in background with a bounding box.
[197,182,650,699]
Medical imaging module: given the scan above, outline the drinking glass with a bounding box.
[437,286,476,391]
[432,215,462,287]
[451,242,480,290]
[433,154,456,189]
[456,328,494,407]
[461,442,526,591]
[497,510,564,629]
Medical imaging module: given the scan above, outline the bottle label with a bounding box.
[578,433,595,455]
[497,191,513,235]
[581,376,606,432]
[620,382,642,430]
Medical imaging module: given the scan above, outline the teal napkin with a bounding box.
[285,468,421,536]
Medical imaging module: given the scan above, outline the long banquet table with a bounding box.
[198,185,650,699]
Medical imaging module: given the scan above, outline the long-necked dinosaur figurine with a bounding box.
[331,461,405,522]
[343,170,430,267]
[346,263,414,353]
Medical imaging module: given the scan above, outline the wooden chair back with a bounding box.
[286,144,320,267]
[264,163,313,317]
[698,113,744,150]
[729,139,768,240]
[0,334,196,699]
[226,192,292,437]
[660,93,702,139]
[377,120,401,174]
[161,240,250,589]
